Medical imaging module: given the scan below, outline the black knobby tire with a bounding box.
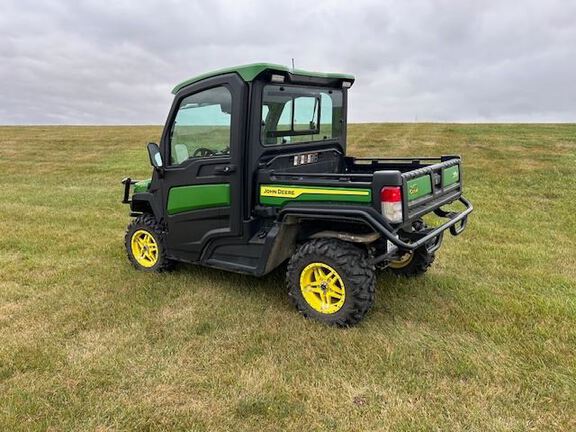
[125,214,173,272]
[388,247,435,277]
[286,238,376,327]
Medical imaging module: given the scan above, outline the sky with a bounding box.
[1,0,575,124]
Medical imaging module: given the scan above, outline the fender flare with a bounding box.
[277,203,394,236]
[255,205,387,276]
[130,192,162,220]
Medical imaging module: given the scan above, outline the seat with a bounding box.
[174,144,190,164]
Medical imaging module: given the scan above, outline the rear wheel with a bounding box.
[125,214,173,272]
[388,247,435,277]
[286,239,375,327]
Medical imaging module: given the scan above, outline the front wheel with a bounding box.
[125,214,173,272]
[286,239,376,327]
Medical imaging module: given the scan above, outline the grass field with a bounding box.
[1,124,575,431]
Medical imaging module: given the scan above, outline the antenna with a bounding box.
[291,58,295,70]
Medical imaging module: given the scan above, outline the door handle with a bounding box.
[214,164,236,174]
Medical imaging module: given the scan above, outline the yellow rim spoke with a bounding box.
[304,284,322,294]
[320,292,329,310]
[313,268,323,282]
[329,283,343,295]
[328,290,342,299]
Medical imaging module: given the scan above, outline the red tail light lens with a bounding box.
[380,186,403,223]
[380,186,401,203]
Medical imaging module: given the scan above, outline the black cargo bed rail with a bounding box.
[350,154,459,163]
[270,171,373,180]
[401,157,460,181]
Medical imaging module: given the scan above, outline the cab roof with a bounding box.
[171,63,355,94]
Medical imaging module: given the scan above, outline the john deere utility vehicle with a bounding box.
[121,63,473,326]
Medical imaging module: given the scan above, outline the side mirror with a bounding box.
[147,142,163,171]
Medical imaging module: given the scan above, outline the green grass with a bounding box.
[1,124,575,431]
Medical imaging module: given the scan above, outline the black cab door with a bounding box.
[159,74,246,262]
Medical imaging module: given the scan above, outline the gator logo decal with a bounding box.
[442,166,460,187]
[260,186,370,199]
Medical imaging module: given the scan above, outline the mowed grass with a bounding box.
[0,124,575,431]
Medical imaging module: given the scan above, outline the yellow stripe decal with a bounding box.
[260,185,370,199]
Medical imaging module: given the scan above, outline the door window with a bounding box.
[169,86,232,165]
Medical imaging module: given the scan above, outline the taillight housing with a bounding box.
[380,186,403,223]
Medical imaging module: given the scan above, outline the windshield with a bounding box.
[261,85,343,145]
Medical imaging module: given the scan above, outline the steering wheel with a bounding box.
[193,147,216,157]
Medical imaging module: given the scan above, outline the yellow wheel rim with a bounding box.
[130,229,159,268]
[389,252,413,269]
[300,262,346,314]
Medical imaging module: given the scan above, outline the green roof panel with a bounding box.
[171,63,355,94]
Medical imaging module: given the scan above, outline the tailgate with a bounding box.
[402,158,462,221]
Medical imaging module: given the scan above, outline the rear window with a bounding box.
[261,85,343,145]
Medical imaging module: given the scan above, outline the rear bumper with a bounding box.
[278,195,473,254]
[373,196,473,264]
[394,196,472,250]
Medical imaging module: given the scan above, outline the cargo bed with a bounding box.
[258,153,468,227]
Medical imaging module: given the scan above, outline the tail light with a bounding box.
[380,186,403,223]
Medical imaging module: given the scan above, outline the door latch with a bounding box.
[214,164,236,174]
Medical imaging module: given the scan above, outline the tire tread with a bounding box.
[286,238,376,327]
[124,214,173,272]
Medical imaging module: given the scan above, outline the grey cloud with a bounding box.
[1,0,575,124]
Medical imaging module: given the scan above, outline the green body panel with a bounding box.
[259,184,371,207]
[133,179,151,193]
[167,184,230,215]
[443,165,460,187]
[172,63,355,94]
[407,176,432,201]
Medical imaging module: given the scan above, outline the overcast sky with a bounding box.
[1,0,575,124]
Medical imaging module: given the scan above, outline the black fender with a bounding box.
[255,204,387,276]
[130,192,162,220]
[278,203,393,235]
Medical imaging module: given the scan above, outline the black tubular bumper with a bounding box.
[391,196,473,249]
[387,196,473,250]
[278,196,473,251]
[121,177,137,204]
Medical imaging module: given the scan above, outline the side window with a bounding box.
[170,86,232,165]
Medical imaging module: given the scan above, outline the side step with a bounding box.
[203,229,271,275]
